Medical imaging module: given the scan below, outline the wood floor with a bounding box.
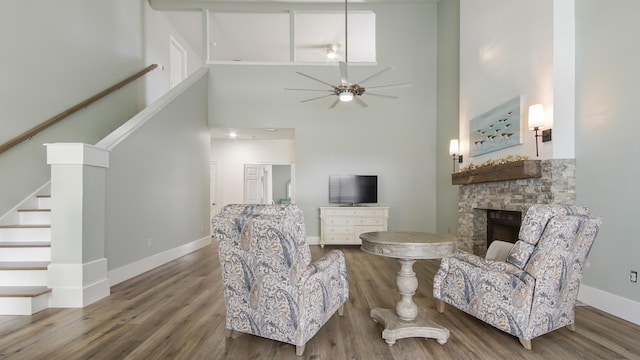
[1,242,639,359]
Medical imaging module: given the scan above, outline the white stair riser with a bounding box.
[0,270,48,286]
[0,247,51,262]
[37,197,51,209]
[19,212,51,225]
[0,294,49,315]
[0,228,50,242]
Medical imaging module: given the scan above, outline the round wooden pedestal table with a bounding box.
[359,231,456,346]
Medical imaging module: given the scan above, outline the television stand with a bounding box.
[319,206,389,247]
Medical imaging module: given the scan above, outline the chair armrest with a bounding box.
[434,251,535,301]
[299,250,349,313]
[302,250,349,300]
[295,250,349,344]
[450,250,534,284]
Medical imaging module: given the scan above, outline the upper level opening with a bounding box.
[206,10,376,64]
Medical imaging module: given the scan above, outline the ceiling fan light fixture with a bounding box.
[339,90,354,102]
[326,43,341,60]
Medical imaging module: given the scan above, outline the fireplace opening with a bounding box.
[486,209,522,248]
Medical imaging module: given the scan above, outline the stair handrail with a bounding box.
[0,64,158,155]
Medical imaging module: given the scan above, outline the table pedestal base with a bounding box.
[370,308,449,346]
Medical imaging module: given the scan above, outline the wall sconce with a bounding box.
[449,139,463,172]
[528,104,552,157]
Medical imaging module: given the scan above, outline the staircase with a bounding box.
[0,195,52,315]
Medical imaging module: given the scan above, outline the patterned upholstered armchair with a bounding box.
[212,204,349,356]
[433,205,602,349]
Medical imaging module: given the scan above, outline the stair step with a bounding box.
[0,225,50,228]
[0,241,50,248]
[36,195,51,209]
[0,287,50,315]
[0,242,51,262]
[0,261,49,270]
[0,286,51,297]
[0,225,51,242]
[17,209,51,225]
[0,262,49,286]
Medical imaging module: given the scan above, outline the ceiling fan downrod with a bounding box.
[344,0,348,64]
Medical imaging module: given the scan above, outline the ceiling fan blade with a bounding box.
[365,82,413,90]
[339,61,349,86]
[296,72,339,90]
[301,94,336,103]
[284,88,334,92]
[354,96,368,108]
[329,98,340,109]
[356,66,395,85]
[365,93,400,99]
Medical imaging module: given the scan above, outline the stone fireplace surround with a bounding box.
[456,159,576,255]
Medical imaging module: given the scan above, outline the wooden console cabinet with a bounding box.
[319,206,389,247]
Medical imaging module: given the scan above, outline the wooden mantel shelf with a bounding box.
[452,160,541,185]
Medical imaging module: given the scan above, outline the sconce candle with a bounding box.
[528,104,545,130]
[449,139,459,156]
[449,139,463,172]
[528,104,546,157]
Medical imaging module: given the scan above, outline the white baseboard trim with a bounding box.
[108,236,212,287]
[48,258,110,308]
[306,236,320,246]
[578,284,640,326]
[49,279,110,308]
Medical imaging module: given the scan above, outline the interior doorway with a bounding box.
[243,163,295,204]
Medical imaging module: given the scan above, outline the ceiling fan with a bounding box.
[285,0,411,108]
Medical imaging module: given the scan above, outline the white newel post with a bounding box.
[45,143,110,308]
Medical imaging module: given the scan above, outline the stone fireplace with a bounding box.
[455,159,576,255]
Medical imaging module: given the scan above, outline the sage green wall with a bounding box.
[435,0,461,236]
[575,1,640,302]
[100,73,210,270]
[209,3,438,236]
[0,0,148,217]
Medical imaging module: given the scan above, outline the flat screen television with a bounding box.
[329,175,378,205]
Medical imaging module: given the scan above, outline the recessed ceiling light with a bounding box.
[229,132,237,138]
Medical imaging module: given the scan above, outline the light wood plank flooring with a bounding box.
[1,243,639,359]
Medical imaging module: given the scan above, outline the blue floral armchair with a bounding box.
[433,204,602,349]
[212,204,349,356]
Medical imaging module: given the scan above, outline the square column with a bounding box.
[45,143,110,307]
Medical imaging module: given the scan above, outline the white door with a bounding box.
[261,165,273,204]
[244,164,260,204]
[244,164,273,204]
[210,161,219,223]
[169,35,187,89]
